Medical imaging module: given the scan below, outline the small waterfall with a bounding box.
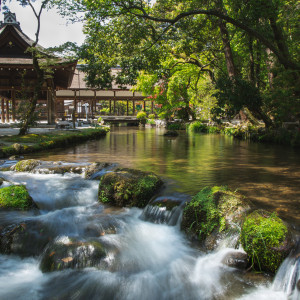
[272,240,300,299]
[140,194,188,226]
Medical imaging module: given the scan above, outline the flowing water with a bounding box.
[0,127,299,299]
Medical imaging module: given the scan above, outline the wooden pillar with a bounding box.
[113,91,116,115]
[109,100,112,115]
[144,100,146,112]
[151,100,154,114]
[133,100,135,116]
[127,100,129,116]
[90,99,93,117]
[1,99,5,123]
[74,91,77,119]
[11,89,16,122]
[47,89,51,124]
[6,100,9,122]
[47,88,56,124]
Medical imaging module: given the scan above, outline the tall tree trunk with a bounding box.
[255,41,262,89]
[18,54,44,135]
[249,37,255,84]
[219,20,237,78]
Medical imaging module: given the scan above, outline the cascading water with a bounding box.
[0,162,299,300]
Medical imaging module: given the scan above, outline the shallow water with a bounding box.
[1,127,299,299]
[29,127,300,226]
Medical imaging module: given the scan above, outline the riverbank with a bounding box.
[182,121,300,147]
[0,127,109,158]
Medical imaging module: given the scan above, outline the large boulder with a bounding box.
[98,168,163,208]
[0,185,38,210]
[0,220,54,257]
[13,159,41,172]
[181,186,251,249]
[40,237,107,272]
[241,209,293,274]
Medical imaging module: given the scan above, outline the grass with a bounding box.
[0,128,109,158]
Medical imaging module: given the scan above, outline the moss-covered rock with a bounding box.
[40,237,107,272]
[13,159,40,172]
[0,220,54,257]
[241,209,293,274]
[0,177,4,186]
[181,186,251,248]
[98,168,163,208]
[0,185,37,210]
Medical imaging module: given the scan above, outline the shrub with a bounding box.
[188,121,208,133]
[137,111,147,125]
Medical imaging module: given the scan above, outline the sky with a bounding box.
[2,1,86,48]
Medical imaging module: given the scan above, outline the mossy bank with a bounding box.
[0,128,109,158]
[186,121,300,147]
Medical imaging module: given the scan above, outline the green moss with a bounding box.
[181,186,250,242]
[0,128,109,158]
[14,159,40,172]
[241,210,290,273]
[181,186,226,240]
[0,185,36,210]
[98,168,163,208]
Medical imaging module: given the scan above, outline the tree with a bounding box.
[60,0,299,126]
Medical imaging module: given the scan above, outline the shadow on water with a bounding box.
[28,127,300,226]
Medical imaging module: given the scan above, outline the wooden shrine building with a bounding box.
[0,12,151,125]
[0,11,77,124]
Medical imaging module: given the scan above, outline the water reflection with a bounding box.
[29,127,300,226]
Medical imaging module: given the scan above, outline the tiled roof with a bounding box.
[70,68,133,90]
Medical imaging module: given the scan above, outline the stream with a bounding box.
[0,127,299,299]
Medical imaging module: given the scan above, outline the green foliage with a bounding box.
[97,117,103,123]
[241,210,289,273]
[0,185,35,210]
[148,114,155,120]
[137,111,147,124]
[146,119,156,125]
[187,121,209,133]
[167,122,186,130]
[59,0,299,129]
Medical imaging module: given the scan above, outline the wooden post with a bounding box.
[47,89,51,124]
[144,100,146,112]
[127,100,129,116]
[1,99,5,123]
[11,89,16,122]
[133,100,135,116]
[113,91,116,115]
[151,100,154,114]
[90,99,94,118]
[74,91,77,120]
[109,100,112,115]
[6,100,9,122]
[47,88,56,124]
